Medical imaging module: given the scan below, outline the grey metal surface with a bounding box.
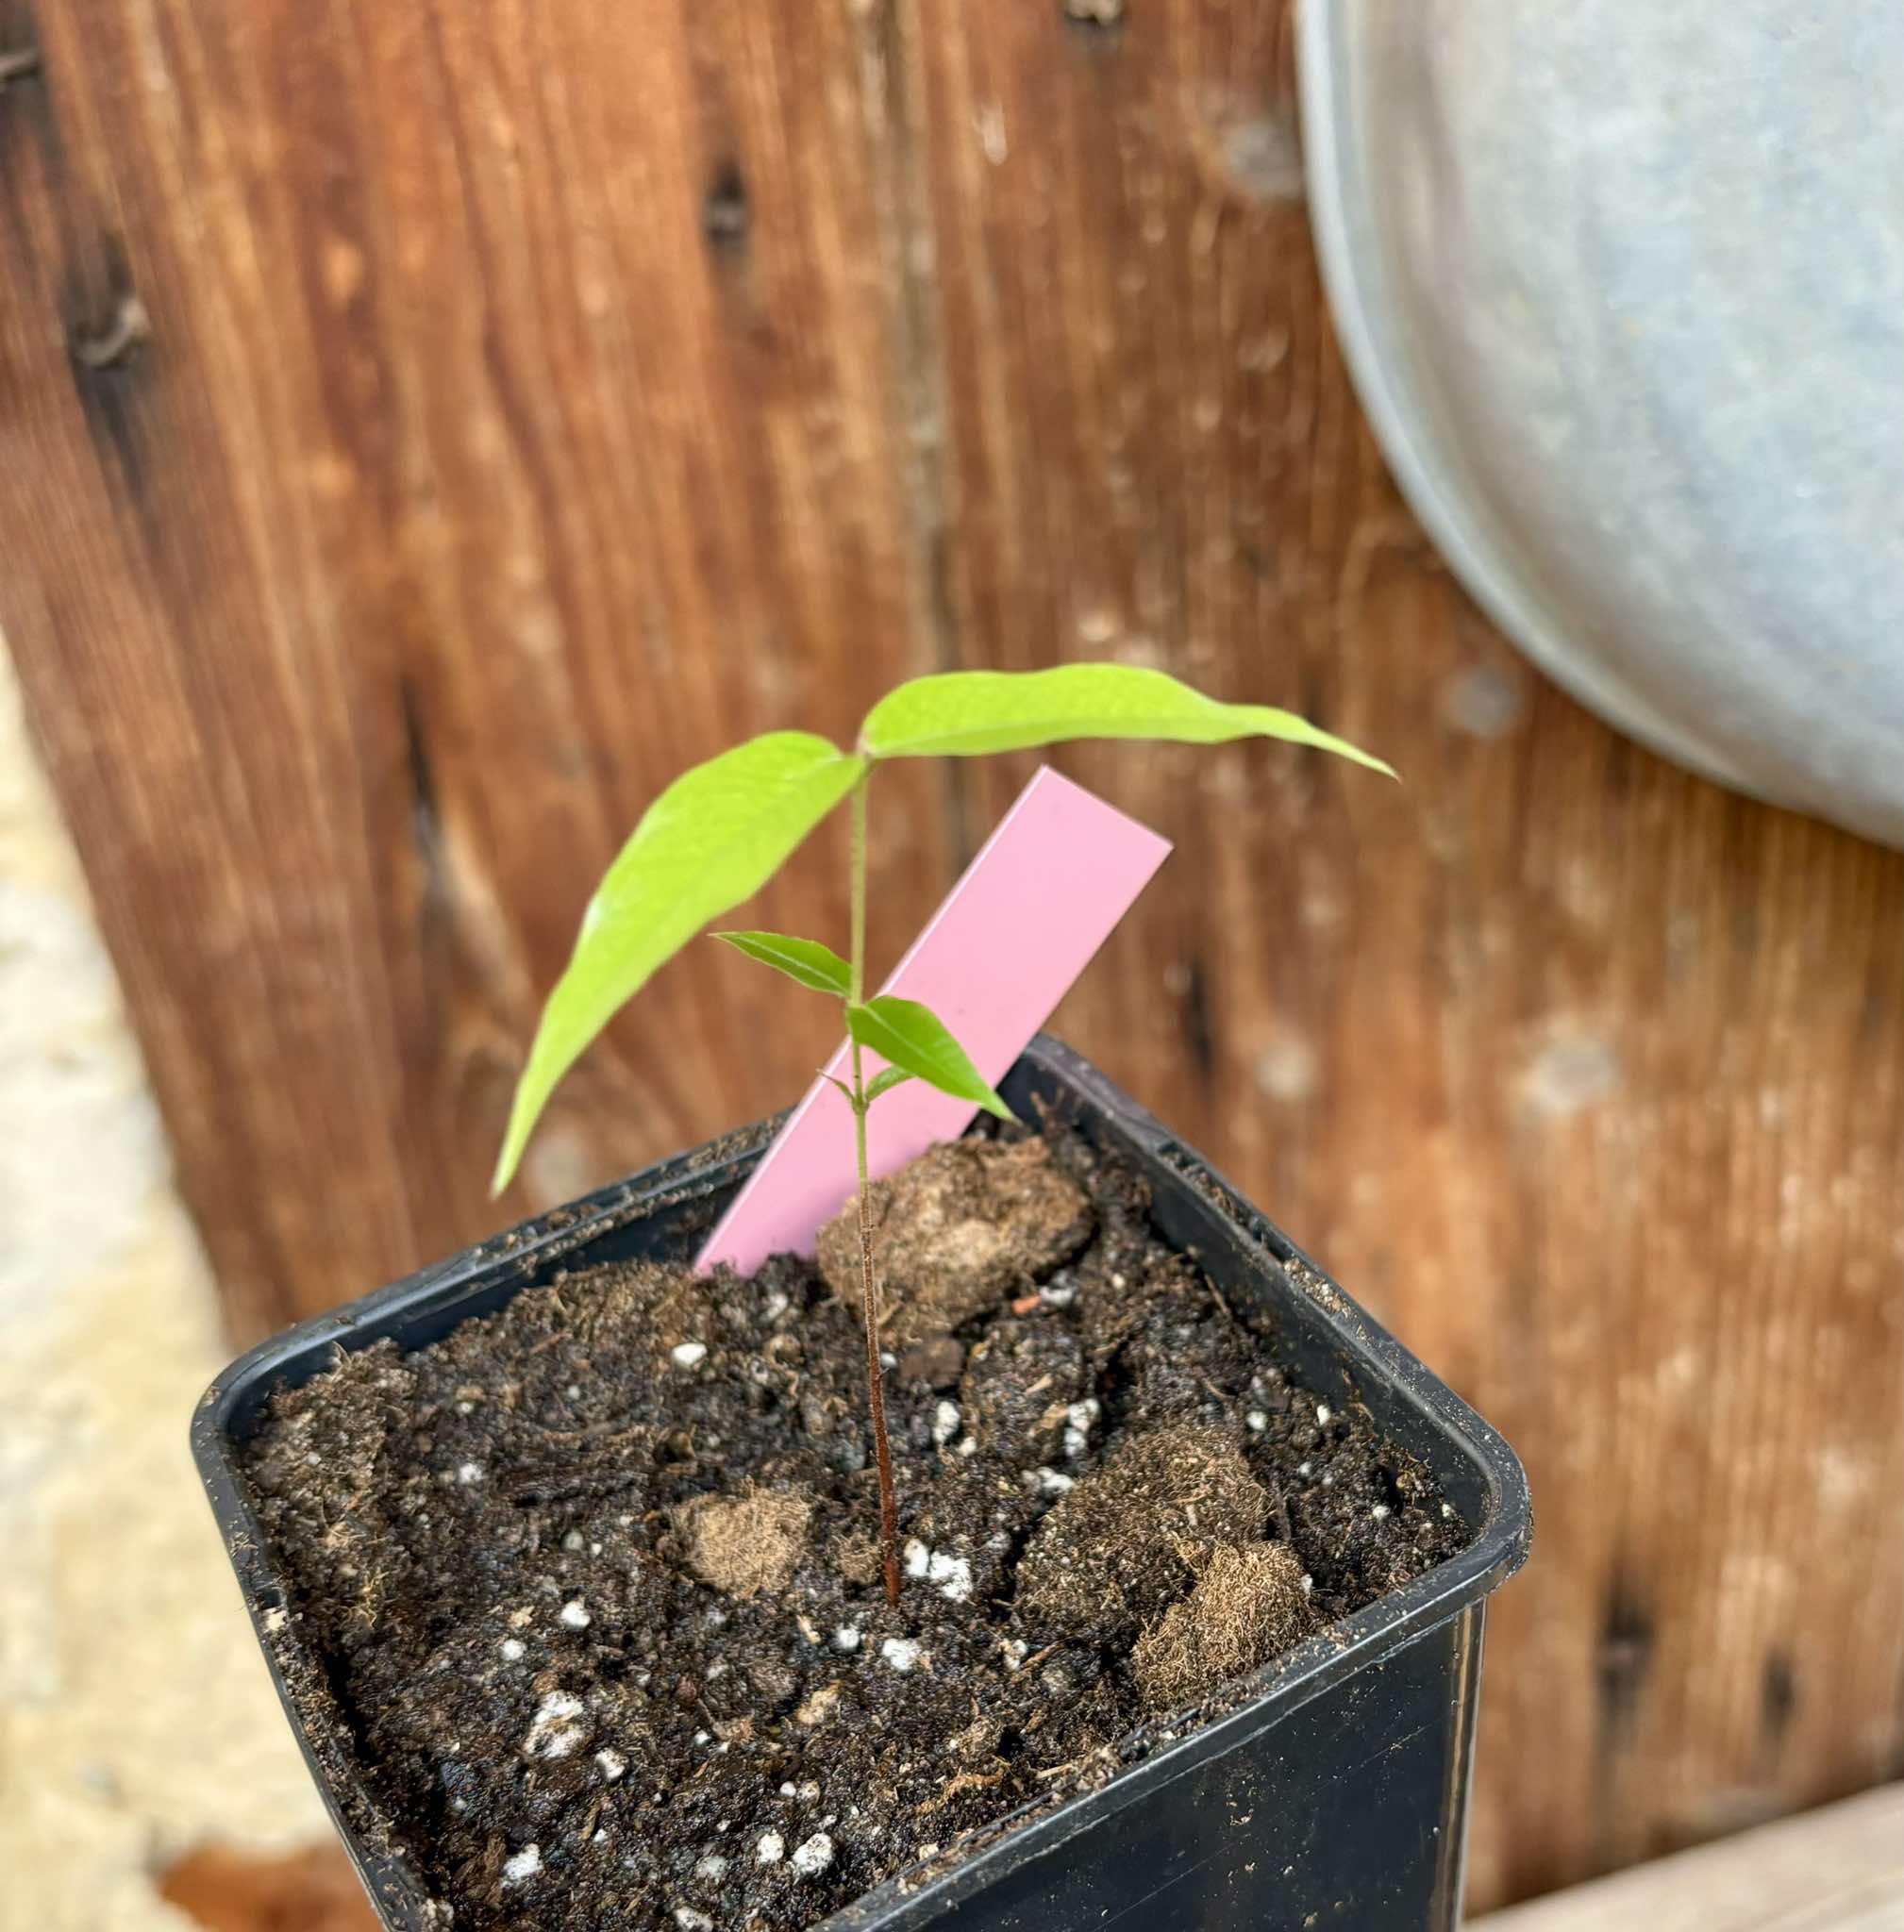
[1298,1,1904,848]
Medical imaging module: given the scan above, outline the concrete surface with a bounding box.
[0,644,331,1929]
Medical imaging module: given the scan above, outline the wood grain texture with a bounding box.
[2,0,1900,1910]
[1477,1784,1904,1931]
[0,0,955,1332]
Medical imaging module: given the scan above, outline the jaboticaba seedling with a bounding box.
[493,664,1391,1605]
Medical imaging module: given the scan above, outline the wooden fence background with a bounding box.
[3,0,1899,1908]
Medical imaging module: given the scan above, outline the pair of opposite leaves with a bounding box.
[493,664,1392,1194]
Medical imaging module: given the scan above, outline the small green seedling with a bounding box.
[493,664,1390,1604]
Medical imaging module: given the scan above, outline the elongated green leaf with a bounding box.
[858,664,1393,775]
[494,734,864,1191]
[845,996,1013,1122]
[864,1065,914,1106]
[712,929,852,996]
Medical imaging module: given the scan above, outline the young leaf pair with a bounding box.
[715,930,1008,1125]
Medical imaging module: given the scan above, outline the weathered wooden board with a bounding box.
[1478,1783,1904,1931]
[2,0,1898,1908]
[0,0,955,1331]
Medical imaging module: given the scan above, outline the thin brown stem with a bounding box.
[849,772,901,1607]
[854,1086,901,1607]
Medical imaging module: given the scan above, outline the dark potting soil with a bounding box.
[244,1124,1470,1932]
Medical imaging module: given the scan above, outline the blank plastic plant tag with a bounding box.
[696,767,1171,1275]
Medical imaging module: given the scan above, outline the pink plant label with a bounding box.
[696,766,1172,1275]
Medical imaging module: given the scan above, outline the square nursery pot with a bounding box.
[194,1035,1531,1932]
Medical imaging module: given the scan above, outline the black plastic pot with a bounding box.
[194,1035,1530,1932]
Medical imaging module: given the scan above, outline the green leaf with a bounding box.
[493,733,865,1191]
[712,929,852,996]
[845,996,1014,1122]
[864,1065,915,1106]
[858,664,1394,776]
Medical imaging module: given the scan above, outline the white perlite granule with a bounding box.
[502,1845,542,1885]
[929,1552,974,1604]
[901,1540,975,1605]
[1062,1397,1100,1460]
[756,1831,785,1865]
[595,1748,626,1781]
[879,1636,920,1674]
[670,1341,708,1369]
[791,1831,836,1876]
[524,1690,587,1760]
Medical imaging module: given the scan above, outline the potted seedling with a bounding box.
[196,666,1530,1932]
